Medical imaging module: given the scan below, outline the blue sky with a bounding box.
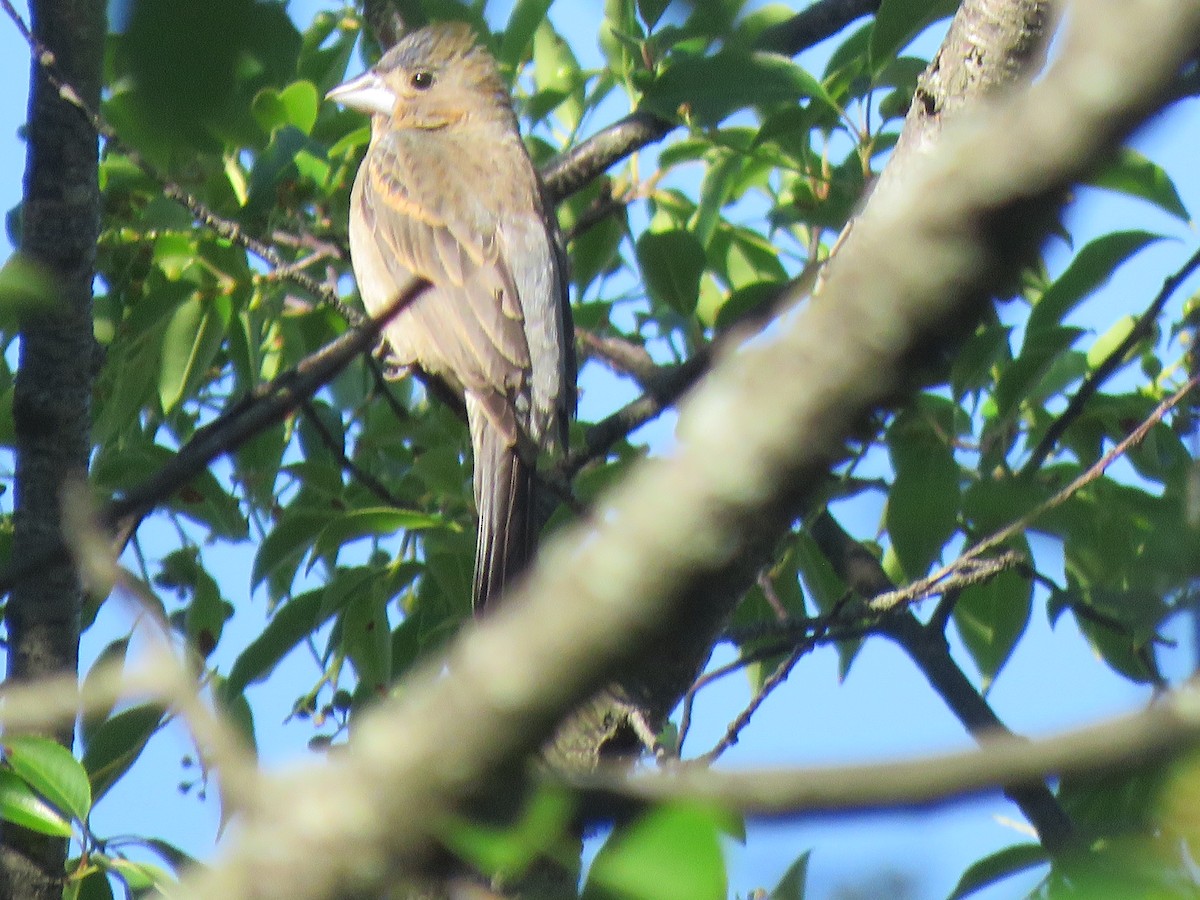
[0,2,1198,898]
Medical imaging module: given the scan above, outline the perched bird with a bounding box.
[327,23,574,611]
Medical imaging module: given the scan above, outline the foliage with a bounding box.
[0,0,1197,897]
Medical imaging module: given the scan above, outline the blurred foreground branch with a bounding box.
[569,677,1200,815]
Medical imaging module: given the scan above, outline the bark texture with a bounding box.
[2,0,105,896]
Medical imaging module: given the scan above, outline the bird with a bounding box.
[327,23,575,612]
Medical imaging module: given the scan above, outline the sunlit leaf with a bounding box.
[4,735,92,825]
[0,770,72,837]
[584,804,727,900]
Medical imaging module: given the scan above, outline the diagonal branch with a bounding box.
[809,511,1076,850]
[0,280,430,598]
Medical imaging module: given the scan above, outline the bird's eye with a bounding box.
[410,71,434,90]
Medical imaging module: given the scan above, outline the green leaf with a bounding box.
[442,785,576,880]
[222,587,330,697]
[4,735,92,824]
[952,554,1033,687]
[105,858,175,894]
[142,837,199,875]
[252,88,288,133]
[1085,315,1137,369]
[93,441,248,541]
[963,472,1052,534]
[82,704,165,803]
[0,770,72,837]
[793,532,861,677]
[638,0,672,29]
[950,317,1011,399]
[81,637,131,752]
[1026,231,1163,338]
[340,574,392,693]
[769,850,811,900]
[584,804,727,900]
[0,252,59,330]
[994,326,1083,417]
[636,229,706,314]
[692,152,743,248]
[948,842,1048,899]
[158,295,228,412]
[218,689,258,758]
[499,0,553,72]
[885,406,961,579]
[279,81,320,134]
[250,505,328,596]
[313,507,445,559]
[1090,148,1190,222]
[641,48,837,126]
[66,868,115,900]
[530,23,585,130]
[870,0,958,69]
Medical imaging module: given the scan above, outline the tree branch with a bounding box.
[872,373,1200,617]
[0,281,430,599]
[566,678,1200,817]
[809,511,1076,851]
[1021,242,1200,475]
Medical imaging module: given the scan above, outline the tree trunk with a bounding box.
[1,0,105,896]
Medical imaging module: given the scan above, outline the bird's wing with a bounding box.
[355,130,532,423]
[497,210,574,448]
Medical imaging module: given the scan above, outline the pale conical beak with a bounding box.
[326,71,396,117]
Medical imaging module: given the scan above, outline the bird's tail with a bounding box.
[467,398,536,612]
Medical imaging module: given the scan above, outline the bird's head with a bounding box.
[326,22,511,132]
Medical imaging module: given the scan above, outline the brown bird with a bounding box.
[328,23,574,611]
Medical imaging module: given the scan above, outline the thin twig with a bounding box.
[1022,243,1200,475]
[299,401,409,509]
[870,373,1200,615]
[867,550,1026,614]
[698,647,805,764]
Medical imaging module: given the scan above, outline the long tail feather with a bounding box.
[468,400,535,611]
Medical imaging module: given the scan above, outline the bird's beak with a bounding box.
[326,71,396,117]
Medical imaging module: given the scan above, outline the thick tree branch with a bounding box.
[567,677,1200,816]
[163,5,1200,897]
